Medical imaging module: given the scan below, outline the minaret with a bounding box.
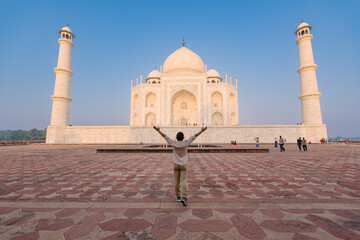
[295,21,323,125]
[50,25,75,126]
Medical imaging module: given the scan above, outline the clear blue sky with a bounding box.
[0,0,359,137]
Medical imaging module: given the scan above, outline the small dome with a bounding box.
[59,25,75,38]
[163,47,205,74]
[295,22,312,34]
[62,26,73,33]
[207,68,220,78]
[147,69,161,79]
[297,22,309,29]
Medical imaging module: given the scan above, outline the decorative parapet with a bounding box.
[51,95,73,102]
[58,38,74,47]
[298,93,321,100]
[170,84,198,96]
[296,34,313,44]
[297,64,318,73]
[54,67,74,76]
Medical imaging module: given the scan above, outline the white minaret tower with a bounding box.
[295,21,323,125]
[50,25,75,126]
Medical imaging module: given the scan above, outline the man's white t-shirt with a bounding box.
[164,135,197,165]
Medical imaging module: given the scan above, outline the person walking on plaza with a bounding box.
[153,126,207,206]
[302,137,307,151]
[297,137,302,151]
[254,137,260,148]
[279,136,285,152]
[274,137,278,148]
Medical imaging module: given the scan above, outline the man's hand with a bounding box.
[153,126,166,138]
[195,126,207,137]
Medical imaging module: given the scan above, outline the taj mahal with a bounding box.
[46,21,327,144]
[130,39,238,128]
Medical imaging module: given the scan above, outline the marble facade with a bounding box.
[46,22,327,144]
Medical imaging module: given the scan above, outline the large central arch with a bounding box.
[171,89,197,126]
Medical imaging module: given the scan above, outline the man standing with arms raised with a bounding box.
[153,126,207,206]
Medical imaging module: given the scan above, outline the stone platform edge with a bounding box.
[96,148,269,153]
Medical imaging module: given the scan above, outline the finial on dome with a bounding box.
[67,23,69,27]
[155,66,157,70]
[211,65,213,69]
[301,19,303,23]
[182,37,185,47]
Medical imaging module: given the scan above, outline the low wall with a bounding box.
[46,125,327,144]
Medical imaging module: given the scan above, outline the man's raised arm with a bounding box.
[153,126,166,138]
[195,127,207,137]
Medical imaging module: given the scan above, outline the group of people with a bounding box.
[153,126,314,207]
[256,136,286,152]
[297,137,308,151]
[274,136,308,152]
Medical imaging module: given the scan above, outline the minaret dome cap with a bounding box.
[59,25,75,39]
[295,22,312,34]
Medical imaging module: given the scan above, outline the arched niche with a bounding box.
[133,114,139,126]
[171,89,197,126]
[230,93,236,109]
[145,112,156,126]
[146,92,156,108]
[211,92,223,107]
[212,112,223,126]
[230,113,236,125]
[133,94,139,110]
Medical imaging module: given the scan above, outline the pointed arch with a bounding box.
[211,92,223,107]
[145,92,156,108]
[230,93,236,109]
[230,113,236,125]
[145,112,156,126]
[171,89,197,126]
[133,94,139,110]
[212,112,223,126]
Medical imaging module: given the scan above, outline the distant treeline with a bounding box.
[0,129,46,141]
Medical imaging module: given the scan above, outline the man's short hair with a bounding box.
[176,132,184,141]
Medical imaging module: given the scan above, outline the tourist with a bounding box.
[302,137,307,151]
[274,137,278,148]
[254,137,259,148]
[279,136,285,152]
[297,137,302,151]
[153,126,207,206]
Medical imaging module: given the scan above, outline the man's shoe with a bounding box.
[181,197,188,206]
[176,197,181,202]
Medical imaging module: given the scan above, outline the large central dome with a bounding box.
[163,46,205,74]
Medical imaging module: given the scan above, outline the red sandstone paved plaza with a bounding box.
[0,144,359,240]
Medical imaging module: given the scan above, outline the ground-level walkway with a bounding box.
[0,143,359,239]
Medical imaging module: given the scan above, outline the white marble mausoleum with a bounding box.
[130,40,238,128]
[46,22,327,144]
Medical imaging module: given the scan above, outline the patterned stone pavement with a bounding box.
[0,143,359,239]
